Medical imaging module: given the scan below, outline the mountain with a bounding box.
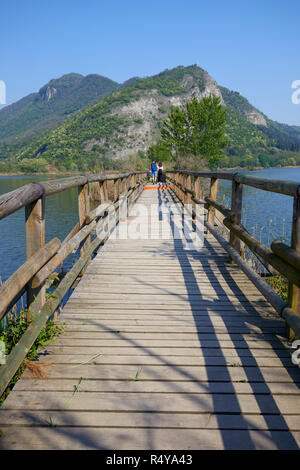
[218,86,300,167]
[0,73,119,143]
[2,65,300,171]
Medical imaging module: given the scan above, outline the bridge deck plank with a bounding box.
[1,185,299,450]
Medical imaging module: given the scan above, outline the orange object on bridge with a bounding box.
[144,186,169,190]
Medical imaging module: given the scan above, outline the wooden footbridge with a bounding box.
[0,170,300,449]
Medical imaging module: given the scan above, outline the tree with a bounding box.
[147,140,171,162]
[160,95,229,168]
[19,157,49,173]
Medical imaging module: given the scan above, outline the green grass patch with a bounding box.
[0,312,65,406]
[265,275,288,303]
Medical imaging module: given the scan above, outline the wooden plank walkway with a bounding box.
[1,184,300,449]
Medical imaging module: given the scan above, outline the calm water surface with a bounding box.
[0,175,78,283]
[1,168,300,283]
[218,167,300,247]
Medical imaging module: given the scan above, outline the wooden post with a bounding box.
[90,181,101,202]
[287,193,300,339]
[185,174,192,222]
[182,174,186,205]
[173,173,177,197]
[193,175,201,219]
[207,177,219,225]
[178,173,183,204]
[176,173,180,200]
[78,183,90,256]
[25,196,45,318]
[113,178,119,202]
[186,174,192,205]
[98,181,105,204]
[229,179,243,260]
[115,178,121,218]
[128,174,131,190]
[118,177,122,195]
[194,176,201,200]
[103,180,108,202]
[106,180,114,202]
[118,177,122,199]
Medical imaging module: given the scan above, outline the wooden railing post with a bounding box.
[127,174,132,192]
[118,177,122,199]
[193,175,201,218]
[182,174,187,205]
[173,172,178,198]
[113,178,119,202]
[25,196,45,318]
[207,177,219,225]
[121,176,126,193]
[179,172,183,202]
[103,179,108,202]
[194,176,201,200]
[186,174,192,206]
[176,172,180,201]
[78,183,90,256]
[229,178,243,261]
[287,191,300,339]
[99,181,104,204]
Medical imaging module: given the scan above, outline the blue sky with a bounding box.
[1,0,300,125]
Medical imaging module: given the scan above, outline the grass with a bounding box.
[134,367,143,381]
[77,352,102,365]
[265,275,289,303]
[47,416,57,428]
[72,376,83,396]
[0,311,65,406]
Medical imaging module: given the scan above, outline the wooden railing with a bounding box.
[0,171,147,395]
[167,169,300,340]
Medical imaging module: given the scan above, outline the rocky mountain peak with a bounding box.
[40,85,57,102]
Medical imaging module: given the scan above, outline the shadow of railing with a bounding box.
[2,185,299,449]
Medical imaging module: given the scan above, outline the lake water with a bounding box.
[217,167,300,247]
[0,167,300,284]
[0,175,79,284]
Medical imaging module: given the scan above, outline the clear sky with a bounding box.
[1,0,300,125]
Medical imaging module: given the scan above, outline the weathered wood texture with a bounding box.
[1,185,299,450]
[287,194,300,339]
[0,238,60,319]
[25,196,46,316]
[207,177,219,225]
[0,172,147,221]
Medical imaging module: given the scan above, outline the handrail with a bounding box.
[0,238,61,320]
[0,170,147,397]
[0,170,147,316]
[167,169,300,340]
[0,171,146,220]
[167,170,300,195]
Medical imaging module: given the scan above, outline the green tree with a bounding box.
[19,157,48,173]
[147,140,171,162]
[160,95,229,168]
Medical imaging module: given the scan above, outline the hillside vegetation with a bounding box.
[1,65,300,172]
[0,73,120,144]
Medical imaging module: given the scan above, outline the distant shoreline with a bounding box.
[1,165,300,177]
[223,165,300,171]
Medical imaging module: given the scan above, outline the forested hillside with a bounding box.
[0,73,121,145]
[1,65,300,172]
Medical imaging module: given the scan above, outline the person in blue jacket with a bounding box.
[150,160,158,184]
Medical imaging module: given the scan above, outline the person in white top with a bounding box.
[157,162,163,186]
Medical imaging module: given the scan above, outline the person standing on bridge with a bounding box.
[157,162,164,186]
[150,160,157,184]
